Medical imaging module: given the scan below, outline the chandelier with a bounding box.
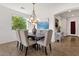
[29,3,38,25]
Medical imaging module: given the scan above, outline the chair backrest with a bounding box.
[16,30,21,42]
[20,30,29,47]
[44,30,53,46]
[55,32,62,40]
[37,29,48,35]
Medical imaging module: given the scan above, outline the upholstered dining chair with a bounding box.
[37,29,47,35]
[55,32,62,42]
[37,30,53,55]
[16,30,22,50]
[19,30,36,55]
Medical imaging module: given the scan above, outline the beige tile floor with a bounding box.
[0,36,79,56]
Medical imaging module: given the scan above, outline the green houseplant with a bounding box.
[12,16,26,30]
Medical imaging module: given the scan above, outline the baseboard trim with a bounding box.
[0,40,17,45]
[65,35,78,37]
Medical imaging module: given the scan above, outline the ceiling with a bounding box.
[1,3,79,18]
[0,3,60,18]
[0,3,59,14]
[56,9,79,18]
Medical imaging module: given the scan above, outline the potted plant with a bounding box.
[12,16,26,30]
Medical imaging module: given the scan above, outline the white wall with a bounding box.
[0,5,29,44]
[77,17,79,36]
[60,18,67,36]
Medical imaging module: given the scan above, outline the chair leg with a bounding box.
[21,44,23,51]
[37,44,38,51]
[45,47,48,55]
[35,43,38,50]
[38,44,40,50]
[19,43,23,51]
[42,46,44,52]
[42,46,43,49]
[19,43,21,50]
[17,41,19,48]
[25,47,28,56]
[36,44,41,51]
[49,44,52,51]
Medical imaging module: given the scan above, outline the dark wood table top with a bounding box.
[28,33,45,41]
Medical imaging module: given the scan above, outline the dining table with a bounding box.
[28,33,45,41]
[27,32,45,50]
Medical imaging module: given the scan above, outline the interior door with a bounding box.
[71,21,76,34]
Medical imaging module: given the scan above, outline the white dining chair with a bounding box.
[37,29,47,35]
[55,32,63,42]
[16,30,22,50]
[37,30,53,55]
[19,30,36,55]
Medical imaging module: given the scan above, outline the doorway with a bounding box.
[71,21,76,34]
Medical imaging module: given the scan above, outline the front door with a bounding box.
[71,21,76,34]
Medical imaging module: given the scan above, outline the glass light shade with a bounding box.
[31,19,38,25]
[30,16,33,20]
[28,3,38,25]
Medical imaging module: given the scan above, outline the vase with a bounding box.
[32,25,37,35]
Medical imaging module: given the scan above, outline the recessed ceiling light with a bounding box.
[68,10,71,12]
[20,6,25,9]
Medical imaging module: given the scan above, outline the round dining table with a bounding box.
[28,33,45,41]
[27,33,45,50]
